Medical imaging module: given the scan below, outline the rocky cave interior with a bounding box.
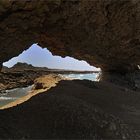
[0,0,139,86]
[0,0,140,139]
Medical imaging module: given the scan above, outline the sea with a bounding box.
[61,73,99,81]
[0,85,32,107]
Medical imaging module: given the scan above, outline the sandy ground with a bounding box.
[0,74,140,139]
[0,74,66,110]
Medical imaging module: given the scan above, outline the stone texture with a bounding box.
[101,70,140,90]
[0,0,140,73]
[0,80,140,139]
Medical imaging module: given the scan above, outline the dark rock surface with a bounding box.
[0,0,139,73]
[0,80,140,139]
[0,71,40,91]
[101,70,140,91]
[0,63,50,91]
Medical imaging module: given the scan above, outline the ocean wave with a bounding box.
[0,97,18,100]
[61,73,99,81]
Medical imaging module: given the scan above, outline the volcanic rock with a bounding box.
[0,0,139,74]
[0,80,140,139]
[11,62,34,70]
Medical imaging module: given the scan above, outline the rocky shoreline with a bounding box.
[0,62,98,92]
[0,74,65,109]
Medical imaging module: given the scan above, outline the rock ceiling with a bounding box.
[0,0,140,72]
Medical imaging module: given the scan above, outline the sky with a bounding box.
[3,44,100,71]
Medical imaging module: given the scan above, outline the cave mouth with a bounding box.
[3,43,100,71]
[2,43,101,81]
[0,44,101,109]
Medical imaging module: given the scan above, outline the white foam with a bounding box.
[0,97,18,100]
[61,73,99,81]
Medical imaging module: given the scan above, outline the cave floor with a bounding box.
[0,80,140,139]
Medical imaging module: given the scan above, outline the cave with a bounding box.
[0,0,139,87]
[0,0,140,139]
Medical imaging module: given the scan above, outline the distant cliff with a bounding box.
[10,62,49,71]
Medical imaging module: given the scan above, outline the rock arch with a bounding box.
[0,0,140,86]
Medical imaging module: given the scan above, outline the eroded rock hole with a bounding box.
[0,43,100,109]
[3,43,100,80]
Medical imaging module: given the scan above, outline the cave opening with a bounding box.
[0,43,101,109]
[2,43,100,80]
[0,1,140,138]
[3,44,100,71]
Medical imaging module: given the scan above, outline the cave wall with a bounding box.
[0,0,140,72]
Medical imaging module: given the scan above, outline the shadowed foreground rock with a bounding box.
[101,70,140,91]
[0,80,140,139]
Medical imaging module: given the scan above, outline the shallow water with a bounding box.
[61,73,99,81]
[0,85,32,107]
